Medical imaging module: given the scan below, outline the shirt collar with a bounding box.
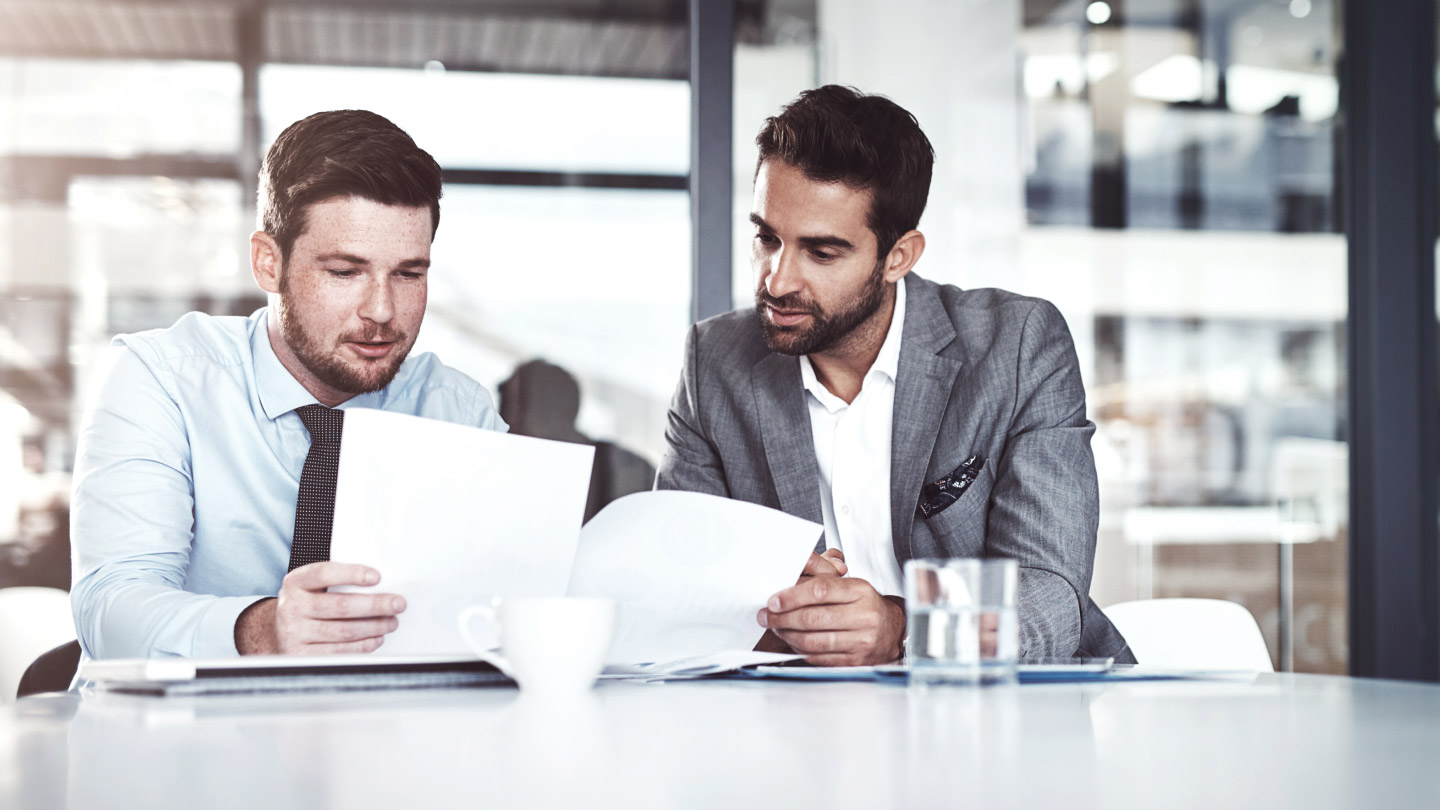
[251,308,387,421]
[798,279,907,413]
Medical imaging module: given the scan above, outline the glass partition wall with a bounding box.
[1032,0,1346,675]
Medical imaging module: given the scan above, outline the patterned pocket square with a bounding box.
[917,454,987,519]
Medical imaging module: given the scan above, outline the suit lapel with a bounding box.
[890,275,963,563]
[752,352,824,525]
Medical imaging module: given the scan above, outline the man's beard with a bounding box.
[755,261,888,356]
[276,279,411,396]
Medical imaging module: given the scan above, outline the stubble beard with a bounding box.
[276,275,411,397]
[756,260,888,357]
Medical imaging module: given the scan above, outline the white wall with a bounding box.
[817,0,1026,290]
[731,43,818,306]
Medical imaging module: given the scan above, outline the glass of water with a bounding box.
[904,558,1019,685]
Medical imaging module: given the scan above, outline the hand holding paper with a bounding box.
[329,410,595,656]
[568,490,824,666]
[236,562,404,655]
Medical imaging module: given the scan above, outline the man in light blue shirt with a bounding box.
[71,110,504,660]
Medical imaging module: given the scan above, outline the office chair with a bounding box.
[17,640,82,698]
[1103,598,1275,672]
[0,586,77,700]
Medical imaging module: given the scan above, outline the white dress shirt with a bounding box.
[799,280,907,597]
[70,309,506,659]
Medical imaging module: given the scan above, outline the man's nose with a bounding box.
[763,247,803,300]
[358,278,395,324]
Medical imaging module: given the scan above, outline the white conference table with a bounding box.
[4,672,1439,810]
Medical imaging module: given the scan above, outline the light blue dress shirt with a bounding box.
[70,308,506,659]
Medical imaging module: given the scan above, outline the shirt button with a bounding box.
[841,504,850,515]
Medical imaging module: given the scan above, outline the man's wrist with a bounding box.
[235,597,278,655]
[882,595,907,663]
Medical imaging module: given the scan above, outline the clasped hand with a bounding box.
[756,549,906,667]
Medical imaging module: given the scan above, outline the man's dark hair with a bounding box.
[755,85,934,259]
[258,109,443,258]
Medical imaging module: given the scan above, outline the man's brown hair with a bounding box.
[258,109,443,258]
[756,85,934,259]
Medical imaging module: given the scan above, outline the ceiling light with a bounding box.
[1086,2,1113,25]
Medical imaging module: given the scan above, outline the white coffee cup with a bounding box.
[457,597,617,693]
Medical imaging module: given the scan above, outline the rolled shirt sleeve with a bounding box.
[70,346,269,659]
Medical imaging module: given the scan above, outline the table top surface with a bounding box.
[4,672,1439,810]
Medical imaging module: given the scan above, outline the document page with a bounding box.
[601,651,803,680]
[330,409,594,656]
[568,491,823,666]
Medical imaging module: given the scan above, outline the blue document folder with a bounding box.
[722,662,1201,684]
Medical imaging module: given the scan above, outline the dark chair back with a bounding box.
[17,640,81,698]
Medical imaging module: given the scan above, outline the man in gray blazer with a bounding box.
[657,85,1133,666]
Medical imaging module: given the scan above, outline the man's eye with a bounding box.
[326,269,359,278]
[755,232,778,245]
[810,251,836,262]
[397,271,425,280]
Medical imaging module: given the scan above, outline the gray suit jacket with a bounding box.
[656,273,1133,662]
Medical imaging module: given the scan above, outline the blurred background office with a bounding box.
[0,0,1414,678]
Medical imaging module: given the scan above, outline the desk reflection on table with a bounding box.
[5,674,1439,810]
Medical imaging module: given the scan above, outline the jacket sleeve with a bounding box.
[655,324,730,497]
[985,300,1099,660]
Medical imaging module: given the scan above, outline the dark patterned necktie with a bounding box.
[287,404,345,572]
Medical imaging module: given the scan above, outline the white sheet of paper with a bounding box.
[600,651,804,680]
[329,409,594,656]
[567,491,823,665]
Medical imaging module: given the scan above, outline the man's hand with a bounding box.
[754,548,850,654]
[757,574,906,666]
[801,548,847,579]
[235,562,406,655]
[980,611,999,658]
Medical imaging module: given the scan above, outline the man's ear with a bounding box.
[881,230,926,284]
[250,231,283,294]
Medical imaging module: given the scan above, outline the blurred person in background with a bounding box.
[498,359,655,523]
[0,497,70,592]
[0,442,71,591]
